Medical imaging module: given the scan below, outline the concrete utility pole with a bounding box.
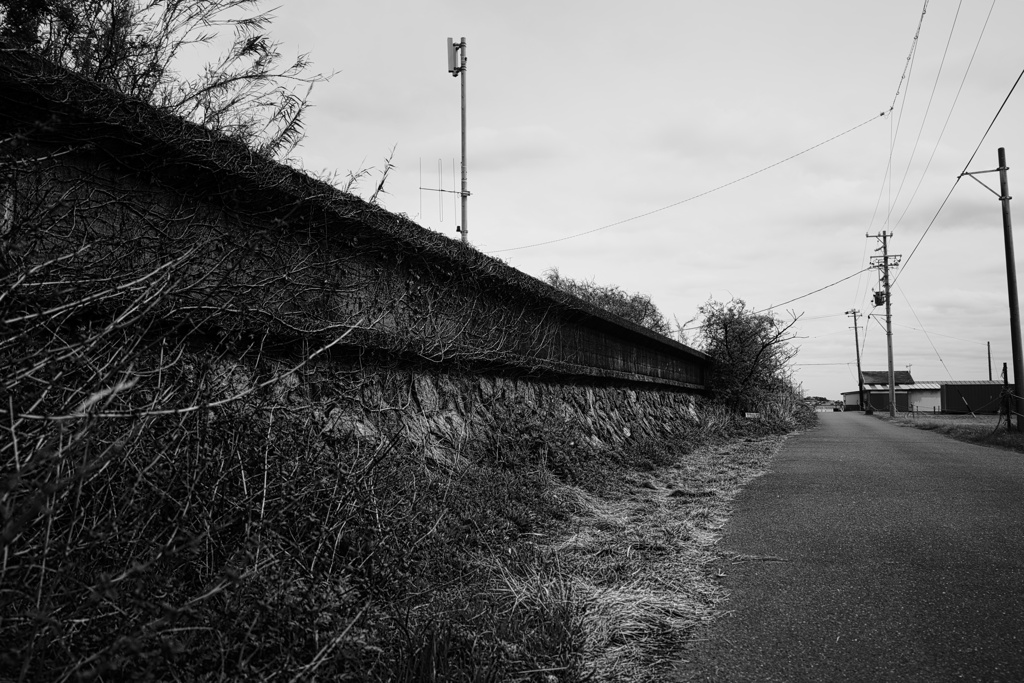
[998,148,1023,431]
[846,309,865,410]
[447,37,470,243]
[962,148,1022,431]
[868,232,900,417]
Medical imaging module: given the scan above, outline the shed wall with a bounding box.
[941,384,1003,414]
[908,390,941,413]
[866,391,909,412]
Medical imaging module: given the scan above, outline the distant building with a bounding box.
[938,381,1005,414]
[842,371,1004,414]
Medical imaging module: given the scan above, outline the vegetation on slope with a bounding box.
[0,9,815,676]
[0,319,812,681]
[889,412,1024,454]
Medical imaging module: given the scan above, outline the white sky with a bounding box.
[257,1,1024,400]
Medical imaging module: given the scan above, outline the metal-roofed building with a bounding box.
[842,370,922,412]
[842,372,1005,414]
[940,381,1005,414]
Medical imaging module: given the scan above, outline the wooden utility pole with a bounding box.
[1005,362,1011,433]
[963,148,1022,431]
[846,309,865,410]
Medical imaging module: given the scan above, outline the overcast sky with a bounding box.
[255,1,1023,400]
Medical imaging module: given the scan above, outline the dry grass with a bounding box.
[529,436,787,682]
[886,412,1024,454]
[1,68,811,680]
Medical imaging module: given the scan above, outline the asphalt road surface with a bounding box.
[678,412,1024,682]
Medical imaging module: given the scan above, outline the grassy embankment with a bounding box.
[1,318,812,682]
[886,412,1024,454]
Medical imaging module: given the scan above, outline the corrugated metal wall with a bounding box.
[940,384,1004,414]
[866,392,909,412]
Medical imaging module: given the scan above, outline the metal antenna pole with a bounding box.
[458,37,468,243]
[445,37,470,243]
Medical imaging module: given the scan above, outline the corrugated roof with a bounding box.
[862,370,914,385]
[843,380,1001,395]
[940,380,1003,386]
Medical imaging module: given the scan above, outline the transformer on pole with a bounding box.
[867,232,900,417]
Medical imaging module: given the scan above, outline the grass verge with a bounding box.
[537,434,787,681]
[1,339,806,681]
[885,412,1024,454]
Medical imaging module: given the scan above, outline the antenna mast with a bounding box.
[448,37,470,243]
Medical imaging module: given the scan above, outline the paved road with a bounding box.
[678,412,1024,682]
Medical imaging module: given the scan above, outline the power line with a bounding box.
[793,362,854,367]
[755,267,873,314]
[890,180,959,286]
[489,114,884,254]
[888,0,963,229]
[871,0,929,234]
[894,63,1024,284]
[888,0,931,115]
[960,65,1024,176]
[891,0,994,233]
[890,321,987,345]
[801,313,849,321]
[674,268,871,335]
[896,283,956,380]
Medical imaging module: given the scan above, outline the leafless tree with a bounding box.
[0,0,325,158]
[694,298,801,413]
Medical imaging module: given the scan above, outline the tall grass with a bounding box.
[892,413,1024,454]
[2,313,800,681]
[1,160,809,680]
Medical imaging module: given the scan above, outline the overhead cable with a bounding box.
[755,267,874,314]
[888,0,963,227]
[869,0,929,234]
[959,65,1024,176]
[890,321,987,345]
[489,114,884,254]
[891,0,994,232]
[894,63,1024,284]
[896,284,956,380]
[888,0,932,115]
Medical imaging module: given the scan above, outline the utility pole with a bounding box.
[962,148,1022,431]
[447,37,470,243]
[868,232,900,417]
[988,341,992,381]
[846,309,865,410]
[1005,363,1011,432]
